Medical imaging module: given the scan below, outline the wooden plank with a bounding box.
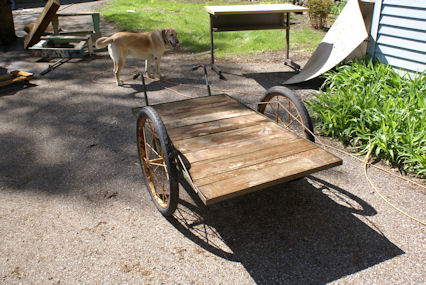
[24,0,60,48]
[56,12,100,17]
[167,114,269,141]
[159,100,247,122]
[40,35,91,41]
[214,25,285,32]
[0,71,33,87]
[174,121,296,155]
[204,4,307,15]
[196,148,342,205]
[190,139,317,181]
[160,104,255,129]
[181,127,297,164]
[153,94,232,116]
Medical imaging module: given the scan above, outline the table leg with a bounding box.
[209,14,224,79]
[210,14,215,65]
[285,12,290,60]
[91,13,101,40]
[284,12,301,71]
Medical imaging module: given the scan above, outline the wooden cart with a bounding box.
[136,86,342,216]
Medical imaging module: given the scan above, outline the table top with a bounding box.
[204,4,308,15]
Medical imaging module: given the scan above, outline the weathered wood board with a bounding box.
[0,71,33,87]
[24,0,60,49]
[154,94,342,205]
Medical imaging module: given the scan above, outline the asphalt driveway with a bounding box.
[1,1,424,283]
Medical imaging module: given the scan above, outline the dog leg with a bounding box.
[155,56,164,78]
[146,57,155,78]
[115,57,125,86]
[144,59,149,75]
[108,44,125,86]
[108,44,117,74]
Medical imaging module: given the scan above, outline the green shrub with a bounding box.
[330,0,346,15]
[307,0,333,28]
[307,59,426,178]
[307,0,333,16]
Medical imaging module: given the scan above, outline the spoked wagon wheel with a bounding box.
[257,86,315,142]
[136,107,179,216]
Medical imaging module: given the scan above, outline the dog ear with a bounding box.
[161,29,167,42]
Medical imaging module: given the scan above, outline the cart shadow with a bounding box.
[167,175,403,284]
[243,71,326,91]
[124,76,207,98]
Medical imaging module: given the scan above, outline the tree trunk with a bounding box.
[0,0,16,45]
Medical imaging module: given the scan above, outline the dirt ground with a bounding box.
[1,1,425,284]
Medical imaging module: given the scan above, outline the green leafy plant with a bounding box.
[307,59,426,178]
[330,0,346,15]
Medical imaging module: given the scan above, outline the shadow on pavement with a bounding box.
[0,55,143,198]
[244,71,327,91]
[167,175,404,284]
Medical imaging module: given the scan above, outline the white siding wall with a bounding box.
[368,0,426,77]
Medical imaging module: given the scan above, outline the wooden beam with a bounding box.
[24,0,60,49]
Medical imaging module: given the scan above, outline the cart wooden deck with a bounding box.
[151,94,342,205]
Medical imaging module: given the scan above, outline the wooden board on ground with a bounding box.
[24,0,60,49]
[154,94,342,206]
[0,71,33,87]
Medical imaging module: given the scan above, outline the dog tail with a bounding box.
[95,36,114,48]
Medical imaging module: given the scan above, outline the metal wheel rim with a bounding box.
[261,94,305,134]
[137,116,170,209]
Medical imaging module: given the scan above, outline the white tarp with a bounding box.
[285,0,368,84]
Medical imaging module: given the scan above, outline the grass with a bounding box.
[100,0,326,57]
[307,59,426,178]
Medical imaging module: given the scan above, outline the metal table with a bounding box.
[204,4,308,77]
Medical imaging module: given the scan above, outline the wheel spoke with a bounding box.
[277,100,303,130]
[145,140,161,158]
[150,166,168,203]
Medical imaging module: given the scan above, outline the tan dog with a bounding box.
[95,28,179,86]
